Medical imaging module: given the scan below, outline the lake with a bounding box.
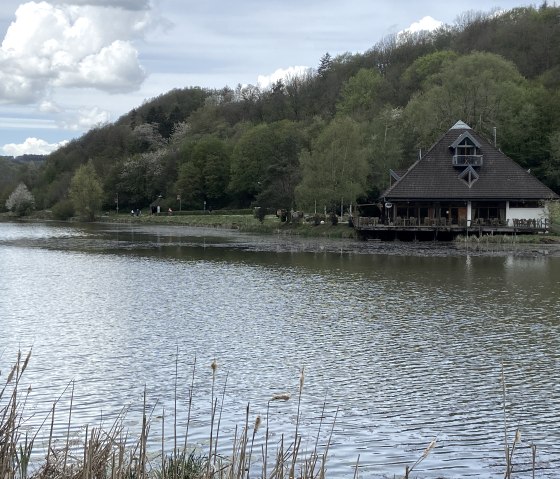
[0,220,559,478]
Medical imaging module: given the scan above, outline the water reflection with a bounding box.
[0,221,559,478]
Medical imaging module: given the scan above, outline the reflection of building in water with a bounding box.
[504,254,548,271]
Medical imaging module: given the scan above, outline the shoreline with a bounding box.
[3,211,560,246]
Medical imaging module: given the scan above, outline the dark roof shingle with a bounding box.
[383,123,559,201]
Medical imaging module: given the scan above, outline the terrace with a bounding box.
[354,215,551,240]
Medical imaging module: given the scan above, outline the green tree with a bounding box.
[175,137,230,209]
[404,51,529,149]
[229,121,303,207]
[541,130,560,192]
[255,121,304,210]
[401,50,459,94]
[336,68,390,120]
[5,182,35,216]
[295,117,369,212]
[368,107,406,192]
[317,52,333,77]
[117,150,166,207]
[69,161,103,221]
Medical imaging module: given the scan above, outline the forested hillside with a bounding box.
[3,4,560,215]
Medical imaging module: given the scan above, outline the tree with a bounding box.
[130,123,167,153]
[336,68,390,120]
[368,107,406,192]
[317,53,333,77]
[295,117,369,212]
[175,137,231,209]
[117,150,166,207]
[401,50,459,95]
[229,121,303,208]
[403,51,529,149]
[541,130,560,192]
[255,121,304,210]
[284,70,313,120]
[69,161,103,221]
[5,183,35,216]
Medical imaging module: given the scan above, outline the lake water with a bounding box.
[0,220,559,478]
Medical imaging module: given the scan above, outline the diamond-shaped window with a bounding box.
[458,165,479,188]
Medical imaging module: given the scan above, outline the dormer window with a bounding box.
[450,132,483,167]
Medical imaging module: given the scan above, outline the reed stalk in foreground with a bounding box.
[1,351,540,479]
[1,352,338,479]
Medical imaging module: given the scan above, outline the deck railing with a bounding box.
[355,216,550,231]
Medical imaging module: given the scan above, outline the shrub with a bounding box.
[549,201,560,225]
[253,206,266,223]
[5,183,35,216]
[311,213,326,225]
[51,199,75,220]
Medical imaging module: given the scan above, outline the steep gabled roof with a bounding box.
[383,122,559,201]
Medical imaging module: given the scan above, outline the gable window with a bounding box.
[450,132,483,166]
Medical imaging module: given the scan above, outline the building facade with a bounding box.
[376,121,558,230]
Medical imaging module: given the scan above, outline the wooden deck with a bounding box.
[354,217,550,240]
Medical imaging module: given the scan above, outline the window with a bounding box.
[458,165,479,188]
[450,132,483,166]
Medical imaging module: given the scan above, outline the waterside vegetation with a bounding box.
[1,351,341,479]
[0,350,543,479]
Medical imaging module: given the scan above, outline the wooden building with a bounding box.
[356,121,559,240]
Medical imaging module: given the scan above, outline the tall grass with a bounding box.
[0,352,338,479]
[1,351,541,479]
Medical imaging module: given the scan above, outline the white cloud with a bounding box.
[257,66,312,89]
[52,0,150,10]
[400,15,443,35]
[2,137,68,156]
[0,115,57,129]
[60,105,110,130]
[39,99,62,113]
[0,1,152,105]
[55,40,144,92]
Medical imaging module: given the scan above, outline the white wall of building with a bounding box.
[506,206,548,222]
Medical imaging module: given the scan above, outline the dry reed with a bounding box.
[1,352,337,479]
[1,351,539,479]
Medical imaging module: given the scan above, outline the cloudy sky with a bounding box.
[0,0,529,156]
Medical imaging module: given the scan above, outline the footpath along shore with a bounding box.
[98,211,560,244]
[97,211,359,238]
[4,209,560,243]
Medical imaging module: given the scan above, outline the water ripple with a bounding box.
[1,222,559,478]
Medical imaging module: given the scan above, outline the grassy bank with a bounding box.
[98,212,358,239]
